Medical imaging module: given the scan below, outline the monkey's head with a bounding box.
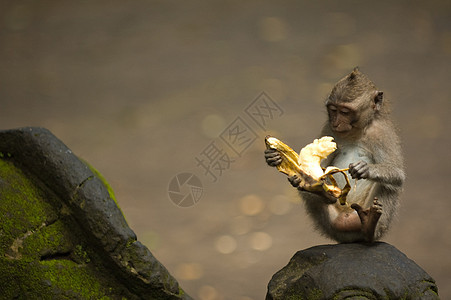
[325,68,385,137]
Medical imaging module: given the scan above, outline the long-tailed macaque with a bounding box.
[265,68,405,242]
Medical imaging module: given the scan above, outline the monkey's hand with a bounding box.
[288,173,316,190]
[287,174,302,189]
[290,174,337,204]
[265,148,282,167]
[349,160,370,180]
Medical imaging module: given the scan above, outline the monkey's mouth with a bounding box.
[332,125,353,134]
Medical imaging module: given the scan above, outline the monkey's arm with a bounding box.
[349,129,405,189]
[350,161,404,186]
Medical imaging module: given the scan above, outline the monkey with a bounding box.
[265,68,405,243]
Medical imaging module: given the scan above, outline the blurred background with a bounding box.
[1,1,450,299]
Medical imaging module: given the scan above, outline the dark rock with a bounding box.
[0,127,191,299]
[266,242,439,300]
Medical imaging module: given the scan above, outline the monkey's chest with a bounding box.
[332,144,373,169]
[330,144,376,204]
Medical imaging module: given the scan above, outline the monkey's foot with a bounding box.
[351,198,382,243]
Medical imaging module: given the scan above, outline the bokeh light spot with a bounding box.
[198,285,220,300]
[239,194,264,216]
[215,235,237,254]
[269,195,292,215]
[175,262,204,281]
[249,231,273,251]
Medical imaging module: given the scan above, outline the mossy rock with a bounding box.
[266,242,439,300]
[0,127,191,299]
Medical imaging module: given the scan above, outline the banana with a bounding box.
[298,136,337,180]
[264,136,301,177]
[265,135,351,205]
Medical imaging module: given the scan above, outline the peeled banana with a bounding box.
[265,135,351,205]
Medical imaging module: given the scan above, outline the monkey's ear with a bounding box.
[349,67,359,81]
[374,91,383,111]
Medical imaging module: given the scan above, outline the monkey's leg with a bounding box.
[351,198,382,242]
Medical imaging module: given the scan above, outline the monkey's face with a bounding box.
[327,103,357,135]
[326,89,383,138]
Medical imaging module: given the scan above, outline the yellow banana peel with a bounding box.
[265,136,351,205]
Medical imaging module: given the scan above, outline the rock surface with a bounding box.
[266,242,439,300]
[0,127,191,299]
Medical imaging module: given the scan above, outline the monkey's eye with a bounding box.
[340,108,351,115]
[328,105,337,112]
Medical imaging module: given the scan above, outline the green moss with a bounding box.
[73,244,91,264]
[0,152,12,158]
[285,295,303,300]
[0,159,57,254]
[0,158,118,299]
[40,259,108,299]
[125,238,135,249]
[282,287,322,300]
[20,220,73,259]
[307,289,323,300]
[80,158,125,217]
[178,287,185,297]
[0,258,113,299]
